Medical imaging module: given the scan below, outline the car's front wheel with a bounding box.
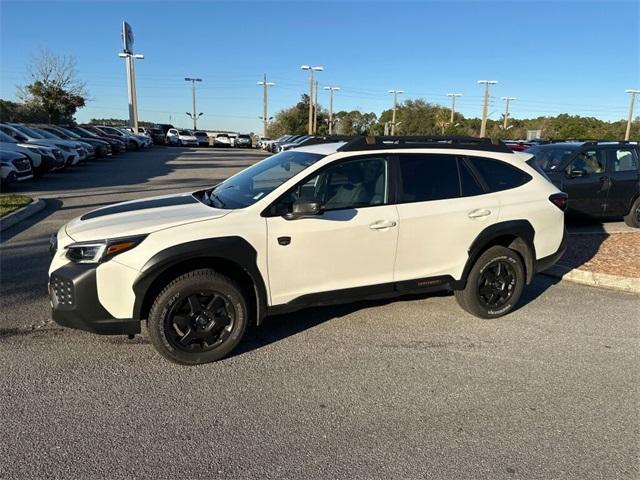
[148,269,248,365]
[623,196,640,228]
[454,246,525,319]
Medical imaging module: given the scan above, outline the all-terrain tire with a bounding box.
[623,196,640,228]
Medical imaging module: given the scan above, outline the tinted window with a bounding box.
[527,145,577,171]
[612,149,638,172]
[469,157,532,192]
[569,149,605,174]
[398,154,459,202]
[459,160,485,196]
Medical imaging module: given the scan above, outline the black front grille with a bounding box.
[50,275,75,307]
[12,158,31,172]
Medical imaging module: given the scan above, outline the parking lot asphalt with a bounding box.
[0,148,638,479]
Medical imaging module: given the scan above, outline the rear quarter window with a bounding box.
[469,157,532,192]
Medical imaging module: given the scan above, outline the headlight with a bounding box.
[65,235,146,264]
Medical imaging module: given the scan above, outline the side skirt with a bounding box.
[267,275,455,316]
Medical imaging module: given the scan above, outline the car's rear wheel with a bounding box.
[454,246,525,319]
[623,196,640,228]
[148,269,248,365]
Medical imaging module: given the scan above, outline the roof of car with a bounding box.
[294,142,346,155]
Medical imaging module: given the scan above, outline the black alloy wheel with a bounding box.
[476,259,517,309]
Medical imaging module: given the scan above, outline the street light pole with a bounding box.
[447,93,462,125]
[388,89,404,135]
[624,89,640,141]
[118,52,144,132]
[501,96,516,129]
[301,65,323,135]
[257,74,275,138]
[184,77,203,130]
[478,80,498,137]
[324,86,340,135]
[313,80,319,134]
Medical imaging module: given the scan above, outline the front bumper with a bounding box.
[49,263,140,335]
[534,227,568,274]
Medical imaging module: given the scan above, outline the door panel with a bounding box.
[266,206,399,305]
[562,149,608,217]
[605,148,639,216]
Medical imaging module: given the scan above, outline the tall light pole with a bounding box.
[478,80,498,137]
[624,89,640,141]
[313,80,319,134]
[501,96,516,129]
[118,52,144,132]
[301,65,323,135]
[388,89,404,135]
[324,86,340,135]
[447,93,462,125]
[257,74,275,138]
[184,77,203,130]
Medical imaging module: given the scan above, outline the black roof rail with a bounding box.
[337,135,512,153]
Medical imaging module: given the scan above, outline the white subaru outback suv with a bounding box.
[49,136,567,365]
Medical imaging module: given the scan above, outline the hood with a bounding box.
[65,192,230,241]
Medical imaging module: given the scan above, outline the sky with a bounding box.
[1,0,639,133]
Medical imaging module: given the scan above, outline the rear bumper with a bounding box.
[534,227,567,274]
[49,263,140,335]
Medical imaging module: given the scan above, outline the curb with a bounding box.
[0,198,45,232]
[542,264,640,294]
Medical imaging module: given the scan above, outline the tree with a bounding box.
[18,49,88,124]
[334,110,377,135]
[0,99,49,123]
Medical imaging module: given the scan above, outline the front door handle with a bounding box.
[369,220,397,230]
[468,209,492,219]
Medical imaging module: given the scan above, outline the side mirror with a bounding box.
[284,200,322,220]
[567,168,587,178]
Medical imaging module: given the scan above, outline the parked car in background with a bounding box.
[271,134,303,152]
[193,131,210,147]
[213,133,231,147]
[0,123,81,166]
[166,129,199,146]
[235,134,252,148]
[149,124,172,145]
[27,126,93,161]
[504,141,533,152]
[0,130,46,176]
[80,125,129,151]
[115,127,152,148]
[278,135,314,152]
[228,133,239,147]
[65,125,126,154]
[257,137,271,149]
[39,125,111,159]
[0,150,33,184]
[528,141,640,227]
[95,126,146,150]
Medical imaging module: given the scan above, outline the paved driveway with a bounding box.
[1,148,638,479]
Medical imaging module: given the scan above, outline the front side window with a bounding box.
[469,156,532,192]
[269,156,388,215]
[569,149,605,174]
[527,145,577,172]
[201,150,324,209]
[612,149,638,172]
[398,154,459,202]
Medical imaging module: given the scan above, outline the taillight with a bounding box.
[549,192,568,211]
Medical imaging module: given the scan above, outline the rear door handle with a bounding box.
[369,220,397,230]
[468,209,492,219]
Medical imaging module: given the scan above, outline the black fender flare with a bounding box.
[452,220,536,289]
[131,236,268,325]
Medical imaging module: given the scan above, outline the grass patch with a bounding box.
[0,194,33,217]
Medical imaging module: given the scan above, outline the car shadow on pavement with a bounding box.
[561,219,609,271]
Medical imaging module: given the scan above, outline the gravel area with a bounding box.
[559,232,640,278]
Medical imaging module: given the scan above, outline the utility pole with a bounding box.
[324,86,340,135]
[501,96,516,129]
[624,89,640,141]
[313,80,319,134]
[447,93,462,125]
[478,80,498,137]
[301,65,323,135]
[257,74,275,138]
[388,89,404,135]
[184,77,203,130]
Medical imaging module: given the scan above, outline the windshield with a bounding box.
[59,127,81,139]
[12,125,44,139]
[527,145,578,171]
[33,128,62,140]
[0,131,17,143]
[200,150,324,209]
[45,128,72,139]
[194,132,207,137]
[100,127,123,136]
[179,130,192,135]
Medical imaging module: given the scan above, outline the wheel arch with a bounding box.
[454,220,536,289]
[132,237,268,326]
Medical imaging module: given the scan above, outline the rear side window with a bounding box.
[458,160,485,196]
[398,154,459,202]
[469,157,532,192]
